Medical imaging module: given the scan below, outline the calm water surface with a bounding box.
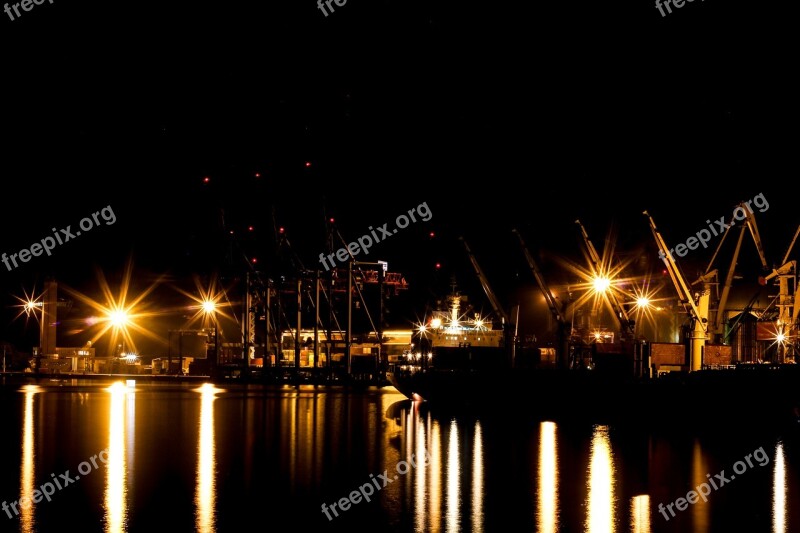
[1,377,798,532]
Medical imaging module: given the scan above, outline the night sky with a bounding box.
[1,0,796,357]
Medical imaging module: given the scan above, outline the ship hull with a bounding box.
[387,365,800,427]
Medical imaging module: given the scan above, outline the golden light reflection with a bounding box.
[61,261,167,354]
[404,404,440,533]
[195,383,222,533]
[631,495,651,533]
[19,385,41,533]
[538,421,558,533]
[105,381,128,533]
[446,419,460,533]
[586,425,615,533]
[414,411,429,533]
[774,442,786,533]
[472,421,484,533]
[126,381,136,489]
[430,418,442,533]
[691,439,709,532]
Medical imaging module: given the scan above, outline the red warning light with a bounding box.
[429,232,435,238]
[254,172,261,178]
[279,227,285,234]
[305,161,312,168]
[203,176,210,183]
[252,258,258,264]
[329,218,335,224]
[435,263,441,269]
[248,226,254,232]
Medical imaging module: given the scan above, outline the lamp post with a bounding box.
[202,299,219,379]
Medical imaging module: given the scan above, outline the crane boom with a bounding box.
[781,224,800,265]
[574,220,635,338]
[698,201,767,339]
[512,229,566,324]
[743,205,769,271]
[460,237,511,324]
[644,211,710,371]
[715,225,746,335]
[513,228,573,369]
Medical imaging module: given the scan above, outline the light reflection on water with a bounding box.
[3,382,796,532]
[471,421,484,533]
[538,421,558,533]
[587,425,615,533]
[774,442,786,533]
[104,381,129,533]
[631,495,651,533]
[195,384,221,533]
[19,385,39,533]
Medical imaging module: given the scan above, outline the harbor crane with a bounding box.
[758,223,800,362]
[644,211,710,372]
[694,201,768,343]
[512,228,574,369]
[460,236,512,327]
[574,220,636,341]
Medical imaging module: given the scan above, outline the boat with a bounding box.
[387,290,800,428]
[386,287,517,404]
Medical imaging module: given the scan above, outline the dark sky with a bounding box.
[1,0,797,355]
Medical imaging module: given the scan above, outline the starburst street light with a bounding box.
[109,309,130,328]
[201,300,216,314]
[174,276,235,331]
[61,261,166,356]
[173,276,236,375]
[14,288,43,323]
[592,276,611,294]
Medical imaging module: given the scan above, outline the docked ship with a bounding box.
[386,287,800,427]
[386,288,515,401]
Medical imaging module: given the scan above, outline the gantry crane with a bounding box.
[512,228,574,369]
[574,220,636,341]
[644,211,710,372]
[695,201,768,343]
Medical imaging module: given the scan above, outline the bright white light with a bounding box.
[776,333,786,343]
[202,300,217,314]
[431,318,442,329]
[593,277,611,293]
[109,310,129,328]
[636,297,650,308]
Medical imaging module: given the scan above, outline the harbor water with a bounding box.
[0,378,798,532]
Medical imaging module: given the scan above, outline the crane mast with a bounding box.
[698,202,767,341]
[756,223,800,362]
[512,229,566,324]
[460,237,511,326]
[512,228,572,368]
[644,211,710,372]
